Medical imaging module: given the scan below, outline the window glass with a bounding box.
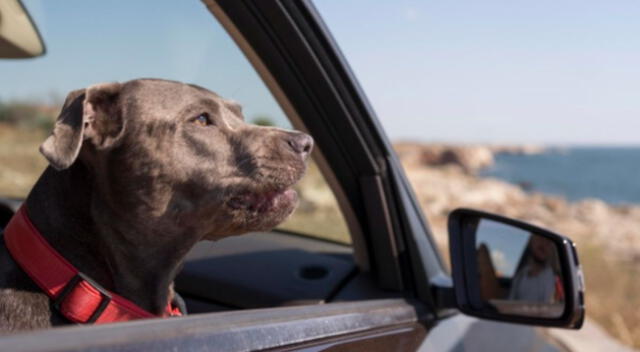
[316,1,640,348]
[277,160,351,244]
[0,0,349,244]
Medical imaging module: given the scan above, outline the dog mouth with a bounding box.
[227,188,297,213]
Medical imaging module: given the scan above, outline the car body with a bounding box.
[0,1,583,351]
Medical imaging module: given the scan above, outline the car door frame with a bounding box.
[0,299,431,352]
[0,0,453,350]
[204,0,449,302]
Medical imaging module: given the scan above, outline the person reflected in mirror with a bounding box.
[508,235,563,303]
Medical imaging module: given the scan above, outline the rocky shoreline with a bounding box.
[394,142,545,174]
[394,142,640,262]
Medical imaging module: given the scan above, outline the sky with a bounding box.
[1,0,290,128]
[476,219,531,277]
[2,0,639,145]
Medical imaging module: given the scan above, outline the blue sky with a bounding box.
[1,0,288,128]
[316,0,640,145]
[476,219,531,277]
[2,0,639,145]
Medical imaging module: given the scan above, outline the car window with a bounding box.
[0,0,350,245]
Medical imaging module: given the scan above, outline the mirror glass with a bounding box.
[474,218,565,318]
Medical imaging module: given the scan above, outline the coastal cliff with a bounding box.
[394,142,544,174]
[394,142,640,261]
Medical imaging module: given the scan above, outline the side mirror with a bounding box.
[448,208,585,329]
[0,0,46,58]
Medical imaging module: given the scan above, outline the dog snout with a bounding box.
[286,133,313,161]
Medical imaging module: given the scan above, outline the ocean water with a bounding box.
[480,147,640,205]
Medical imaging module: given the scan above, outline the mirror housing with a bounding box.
[0,0,46,58]
[448,208,585,329]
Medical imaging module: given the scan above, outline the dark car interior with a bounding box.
[176,231,356,313]
[0,198,395,315]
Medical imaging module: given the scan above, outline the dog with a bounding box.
[0,79,313,332]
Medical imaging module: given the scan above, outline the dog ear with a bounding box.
[39,88,87,170]
[81,82,124,149]
[40,83,123,170]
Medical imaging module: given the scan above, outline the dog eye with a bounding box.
[193,113,212,126]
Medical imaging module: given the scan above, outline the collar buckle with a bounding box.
[53,272,112,323]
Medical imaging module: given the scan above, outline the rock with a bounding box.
[574,199,611,222]
[394,142,494,174]
[489,144,546,155]
[437,147,494,173]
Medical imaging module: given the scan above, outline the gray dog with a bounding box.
[0,79,312,332]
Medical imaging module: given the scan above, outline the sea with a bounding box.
[479,147,640,205]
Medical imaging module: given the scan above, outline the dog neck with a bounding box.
[24,163,193,315]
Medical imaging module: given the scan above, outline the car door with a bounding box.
[0,1,571,351]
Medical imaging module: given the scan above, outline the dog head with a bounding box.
[40,79,313,240]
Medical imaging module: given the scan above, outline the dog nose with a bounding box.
[287,133,314,160]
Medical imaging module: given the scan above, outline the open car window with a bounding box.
[0,0,357,320]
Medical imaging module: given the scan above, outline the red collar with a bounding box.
[3,206,182,324]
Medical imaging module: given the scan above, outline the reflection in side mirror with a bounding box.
[476,219,564,318]
[0,0,46,58]
[448,208,585,329]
